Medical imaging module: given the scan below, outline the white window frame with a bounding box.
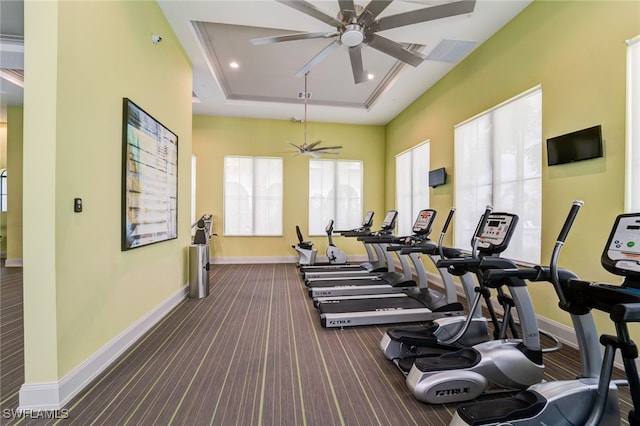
[454,86,542,264]
[626,35,640,212]
[395,141,430,236]
[223,156,283,236]
[308,159,363,236]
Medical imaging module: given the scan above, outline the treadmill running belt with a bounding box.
[308,279,388,288]
[318,296,428,314]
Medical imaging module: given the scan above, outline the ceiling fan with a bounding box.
[251,0,476,84]
[288,72,342,157]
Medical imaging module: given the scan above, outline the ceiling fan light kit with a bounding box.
[251,0,476,84]
[341,24,364,47]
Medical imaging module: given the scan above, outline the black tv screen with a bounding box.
[429,167,447,187]
[546,125,603,166]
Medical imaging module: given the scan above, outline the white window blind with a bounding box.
[626,35,640,212]
[224,156,283,236]
[309,159,362,235]
[454,86,542,264]
[396,142,430,236]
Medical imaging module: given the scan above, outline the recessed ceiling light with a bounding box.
[229,61,239,69]
[367,73,374,80]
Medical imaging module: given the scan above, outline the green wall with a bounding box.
[22,0,192,384]
[386,1,640,333]
[192,115,386,259]
[6,107,23,263]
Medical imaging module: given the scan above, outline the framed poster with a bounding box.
[122,98,178,250]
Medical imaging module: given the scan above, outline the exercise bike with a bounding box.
[292,225,317,266]
[324,219,348,265]
[450,203,640,425]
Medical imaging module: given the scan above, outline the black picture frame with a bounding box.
[121,98,178,251]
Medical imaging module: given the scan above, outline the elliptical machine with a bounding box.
[380,207,524,373]
[450,203,640,426]
[380,208,488,374]
[404,208,547,404]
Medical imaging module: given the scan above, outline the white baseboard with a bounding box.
[211,256,297,264]
[18,283,189,411]
[5,258,23,267]
[210,254,369,265]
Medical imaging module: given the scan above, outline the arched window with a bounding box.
[0,169,6,212]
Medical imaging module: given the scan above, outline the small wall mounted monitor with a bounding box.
[546,125,603,166]
[429,167,447,187]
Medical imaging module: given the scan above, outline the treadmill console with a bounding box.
[380,210,398,232]
[601,213,640,285]
[362,210,374,228]
[412,209,436,235]
[476,213,518,255]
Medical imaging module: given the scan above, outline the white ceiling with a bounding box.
[0,0,533,125]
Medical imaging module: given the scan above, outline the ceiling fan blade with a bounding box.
[311,145,343,151]
[287,141,304,151]
[360,0,392,21]
[348,45,368,84]
[376,0,476,31]
[367,34,425,67]
[251,31,335,45]
[294,39,342,77]
[277,0,344,28]
[338,0,357,22]
[305,140,323,150]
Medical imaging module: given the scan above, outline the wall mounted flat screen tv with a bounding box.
[546,125,603,166]
[429,167,447,187]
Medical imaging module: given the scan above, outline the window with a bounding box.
[0,169,6,212]
[454,86,542,264]
[224,156,283,236]
[626,35,640,211]
[308,159,362,235]
[395,142,430,236]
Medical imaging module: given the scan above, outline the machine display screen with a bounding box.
[477,215,514,249]
[606,215,640,273]
[362,211,374,226]
[413,210,435,233]
[381,211,397,228]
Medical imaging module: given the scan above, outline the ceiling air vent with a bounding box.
[426,40,477,63]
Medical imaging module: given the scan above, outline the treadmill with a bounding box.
[303,210,398,281]
[316,209,465,328]
[308,209,437,299]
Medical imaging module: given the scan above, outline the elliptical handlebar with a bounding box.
[484,266,579,284]
[551,200,583,307]
[438,208,456,259]
[472,206,493,259]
